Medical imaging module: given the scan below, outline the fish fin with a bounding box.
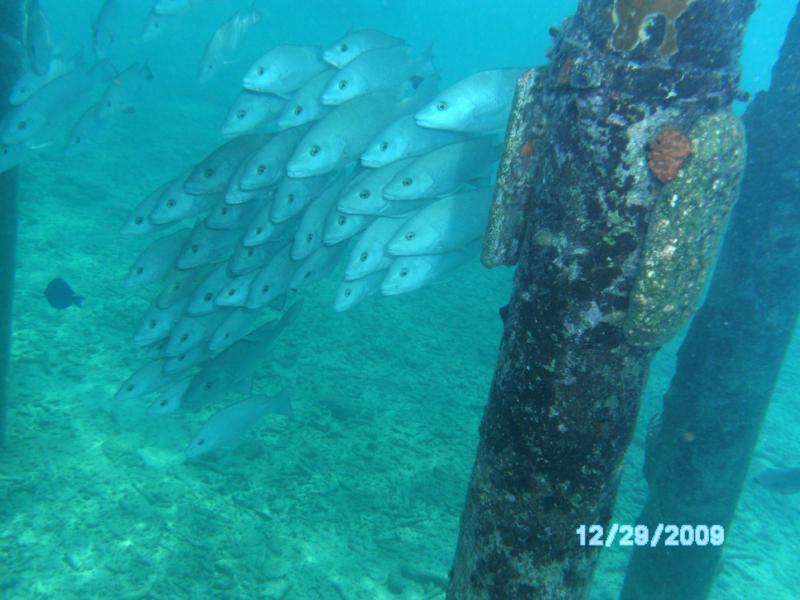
[279,300,303,326]
[467,175,491,188]
[268,293,287,311]
[0,34,23,56]
[73,295,85,307]
[143,60,155,80]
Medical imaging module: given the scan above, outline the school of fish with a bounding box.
[2,1,523,458]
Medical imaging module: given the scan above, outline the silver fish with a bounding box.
[116,359,174,400]
[246,244,295,309]
[185,391,292,459]
[184,306,301,407]
[242,45,327,96]
[361,114,466,168]
[0,143,29,174]
[321,45,435,106]
[1,61,114,145]
[198,2,263,83]
[334,270,385,312]
[164,343,210,375]
[64,101,109,157]
[336,158,415,215]
[176,222,243,270]
[187,264,234,316]
[224,158,272,205]
[288,243,346,291]
[415,68,525,132]
[238,125,310,190]
[276,68,335,130]
[9,49,81,105]
[242,203,297,247]
[382,137,499,201]
[141,9,168,43]
[97,62,154,119]
[286,90,425,178]
[386,188,492,256]
[344,216,407,281]
[134,297,189,347]
[93,0,123,60]
[147,377,191,417]
[24,0,53,76]
[270,172,332,223]
[380,242,479,296]
[165,309,229,357]
[125,228,191,288]
[221,90,284,138]
[323,29,404,68]
[208,307,257,353]
[150,171,220,225]
[323,210,372,246]
[215,270,258,307]
[230,240,282,275]
[120,184,168,237]
[205,196,264,229]
[184,134,266,195]
[291,176,348,260]
[157,265,214,309]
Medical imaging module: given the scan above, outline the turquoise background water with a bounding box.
[1,1,797,598]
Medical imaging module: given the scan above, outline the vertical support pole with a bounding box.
[0,0,23,448]
[621,4,800,599]
[448,1,755,598]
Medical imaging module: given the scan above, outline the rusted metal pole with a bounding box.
[621,4,800,599]
[0,0,22,448]
[448,1,755,598]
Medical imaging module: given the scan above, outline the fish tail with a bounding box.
[73,295,85,307]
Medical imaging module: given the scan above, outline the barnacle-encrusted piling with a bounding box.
[622,4,800,598]
[0,0,22,448]
[448,0,754,598]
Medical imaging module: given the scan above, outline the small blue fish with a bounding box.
[44,277,83,309]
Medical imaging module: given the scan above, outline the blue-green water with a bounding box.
[1,1,798,599]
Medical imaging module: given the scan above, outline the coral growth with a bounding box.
[647,128,691,182]
[612,0,696,57]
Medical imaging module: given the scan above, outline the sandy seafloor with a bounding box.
[1,77,799,600]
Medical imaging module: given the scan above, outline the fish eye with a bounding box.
[224,332,230,339]
[74,136,81,144]
[293,105,303,116]
[166,198,176,208]
[227,289,236,296]
[402,177,413,187]
[197,438,205,446]
[359,252,368,262]
[338,79,348,90]
[255,226,263,234]
[17,121,27,130]
[337,215,347,226]
[303,271,312,279]
[248,248,255,256]
[399,268,409,277]
[344,289,352,297]
[437,101,448,111]
[359,189,370,199]
[257,66,265,75]
[340,43,348,52]
[148,320,157,328]
[180,333,188,342]
[309,144,320,156]
[190,244,200,254]
[287,193,295,203]
[204,382,213,391]
[134,216,144,224]
[203,167,214,178]
[126,384,134,392]
[136,266,144,275]
[257,165,266,175]
[261,284,270,293]
[379,141,389,151]
[178,353,186,361]
[236,110,246,120]
[405,231,415,241]
[105,100,112,108]
[204,292,213,301]
[221,207,229,215]
[306,233,314,242]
